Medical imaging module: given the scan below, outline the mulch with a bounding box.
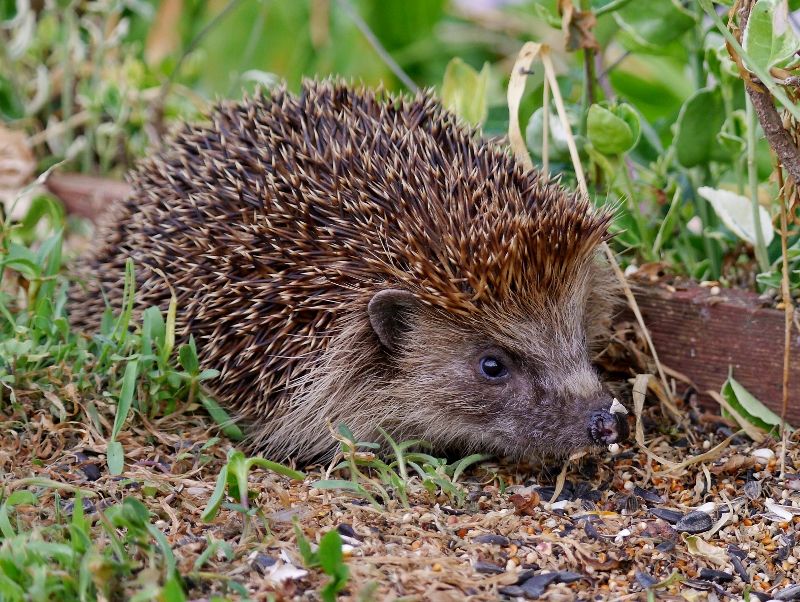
[2,384,798,601]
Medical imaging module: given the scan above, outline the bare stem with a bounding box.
[336,0,419,92]
[746,95,770,272]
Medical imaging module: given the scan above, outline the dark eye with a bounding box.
[479,356,508,380]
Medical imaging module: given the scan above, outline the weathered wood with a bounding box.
[631,283,800,425]
[45,172,131,220]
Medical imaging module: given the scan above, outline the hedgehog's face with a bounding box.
[367,289,628,459]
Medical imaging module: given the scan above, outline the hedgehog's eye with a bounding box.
[479,356,508,381]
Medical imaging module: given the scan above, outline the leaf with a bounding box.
[248,457,306,481]
[451,453,491,483]
[0,74,23,120]
[178,336,199,374]
[587,102,640,155]
[294,521,318,567]
[160,576,186,602]
[198,390,244,440]
[525,106,573,161]
[743,0,800,70]
[312,479,365,492]
[441,58,489,126]
[721,376,790,432]
[318,529,344,575]
[318,530,349,602]
[201,463,229,523]
[697,187,774,246]
[107,441,125,476]
[111,359,139,440]
[682,534,728,566]
[674,87,727,168]
[614,0,696,47]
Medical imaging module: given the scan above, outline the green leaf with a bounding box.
[318,530,344,575]
[161,576,186,602]
[111,359,139,440]
[107,441,124,476]
[0,74,23,120]
[294,521,318,567]
[178,335,199,374]
[318,529,349,602]
[440,58,489,126]
[247,457,305,481]
[674,87,726,168]
[525,106,574,161]
[201,463,229,523]
[450,453,490,484]
[614,0,696,47]
[743,0,800,70]
[197,390,244,440]
[163,292,177,362]
[721,376,791,432]
[587,102,640,155]
[312,479,365,492]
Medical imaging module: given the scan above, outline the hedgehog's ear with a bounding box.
[367,289,419,351]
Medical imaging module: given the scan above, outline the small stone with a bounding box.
[337,523,362,541]
[474,561,505,574]
[729,553,750,583]
[675,511,713,534]
[656,540,675,553]
[519,573,559,598]
[633,486,664,505]
[251,553,277,571]
[497,586,526,597]
[608,443,620,454]
[80,463,102,481]
[649,508,684,524]
[698,568,733,583]
[635,570,658,588]
[774,584,800,600]
[744,480,762,500]
[473,534,510,546]
[751,448,775,463]
[554,571,583,584]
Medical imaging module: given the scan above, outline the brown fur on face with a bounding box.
[69,80,618,463]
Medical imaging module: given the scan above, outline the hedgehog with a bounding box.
[69,80,628,462]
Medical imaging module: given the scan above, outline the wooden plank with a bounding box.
[629,283,800,425]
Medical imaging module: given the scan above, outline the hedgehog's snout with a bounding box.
[588,409,629,446]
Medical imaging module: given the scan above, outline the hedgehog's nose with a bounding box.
[588,409,629,445]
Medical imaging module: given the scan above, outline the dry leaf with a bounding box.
[682,534,728,567]
[506,42,541,171]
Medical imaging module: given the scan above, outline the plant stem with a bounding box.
[746,95,770,273]
[694,169,721,279]
[337,0,418,92]
[618,160,651,258]
[61,8,77,151]
[579,0,596,138]
[776,167,793,439]
[594,0,634,17]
